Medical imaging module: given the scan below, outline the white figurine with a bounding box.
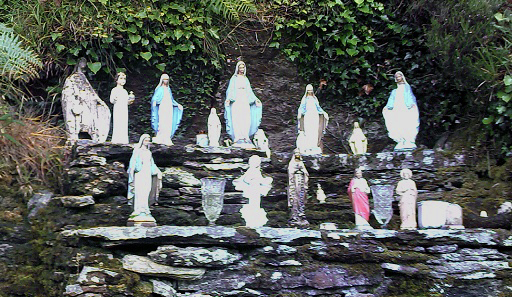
[253,129,271,158]
[316,183,326,204]
[207,107,221,147]
[110,72,134,144]
[396,168,417,230]
[348,122,367,155]
[297,84,329,154]
[233,155,273,228]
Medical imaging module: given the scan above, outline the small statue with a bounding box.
[233,155,273,228]
[110,72,134,144]
[316,183,326,204]
[348,122,367,155]
[348,168,372,230]
[224,61,263,148]
[127,134,162,227]
[151,74,183,145]
[252,129,271,158]
[287,149,309,227]
[396,168,417,230]
[297,84,329,154]
[61,57,111,143]
[382,71,420,151]
[196,131,209,147]
[207,107,221,147]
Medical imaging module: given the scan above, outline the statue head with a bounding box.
[137,134,151,149]
[306,84,314,96]
[248,155,261,168]
[115,72,126,86]
[400,168,413,179]
[355,167,363,178]
[293,148,302,160]
[74,57,87,73]
[394,71,407,84]
[353,122,360,129]
[156,74,170,89]
[234,61,246,76]
[210,107,217,114]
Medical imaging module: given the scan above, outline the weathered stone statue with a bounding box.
[382,71,420,151]
[287,149,309,227]
[207,107,221,147]
[61,57,110,142]
[349,122,367,155]
[252,129,271,158]
[224,61,263,148]
[110,72,134,144]
[297,84,329,154]
[151,74,183,145]
[348,168,372,230]
[233,155,272,228]
[396,168,417,230]
[127,134,162,226]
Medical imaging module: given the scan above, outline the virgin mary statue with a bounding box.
[382,71,420,150]
[297,84,329,154]
[224,61,263,147]
[151,74,183,145]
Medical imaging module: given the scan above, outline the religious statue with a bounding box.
[207,107,221,147]
[316,183,326,204]
[297,84,329,154]
[224,61,263,148]
[61,57,110,143]
[287,149,309,227]
[151,74,183,145]
[382,71,420,150]
[127,134,162,226]
[396,168,417,230]
[349,122,367,155]
[233,155,273,228]
[252,129,271,158]
[110,72,135,144]
[347,168,373,230]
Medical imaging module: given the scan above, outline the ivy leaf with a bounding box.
[55,44,66,52]
[354,0,364,5]
[115,52,124,59]
[129,34,141,43]
[482,117,494,125]
[494,12,504,22]
[504,75,512,86]
[140,52,152,61]
[174,29,184,40]
[346,48,359,56]
[156,63,166,72]
[87,62,102,74]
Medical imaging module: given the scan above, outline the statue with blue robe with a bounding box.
[151,74,183,145]
[382,71,420,151]
[127,134,162,226]
[297,84,329,154]
[224,61,262,148]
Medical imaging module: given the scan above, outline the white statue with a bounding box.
[233,155,273,228]
[110,72,134,144]
[396,168,417,230]
[207,107,221,147]
[316,183,326,203]
[348,122,367,155]
[297,84,329,154]
[382,71,420,151]
[127,134,162,226]
[252,129,271,158]
[61,57,111,142]
[151,74,184,146]
[224,61,263,147]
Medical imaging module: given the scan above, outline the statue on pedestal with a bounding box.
[297,84,328,155]
[382,71,420,150]
[396,168,417,230]
[151,74,183,145]
[349,122,367,155]
[224,61,262,148]
[61,57,110,143]
[207,108,221,147]
[233,155,272,228]
[110,72,134,144]
[127,134,162,226]
[348,168,373,230]
[287,149,309,227]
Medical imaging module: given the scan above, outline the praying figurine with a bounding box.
[396,168,417,230]
[127,134,162,227]
[252,129,271,158]
[382,71,420,151]
[348,122,367,155]
[348,168,373,230]
[316,183,326,204]
[297,84,329,155]
[110,72,134,144]
[61,57,111,143]
[233,155,273,228]
[151,74,183,145]
[224,61,263,148]
[287,149,309,227]
[207,107,221,147]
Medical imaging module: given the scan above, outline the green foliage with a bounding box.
[206,0,258,21]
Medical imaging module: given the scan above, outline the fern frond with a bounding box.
[207,0,257,21]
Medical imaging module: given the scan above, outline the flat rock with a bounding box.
[122,255,205,280]
[148,245,242,267]
[60,195,95,208]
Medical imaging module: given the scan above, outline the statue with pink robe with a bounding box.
[347,168,372,229]
[396,168,418,230]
